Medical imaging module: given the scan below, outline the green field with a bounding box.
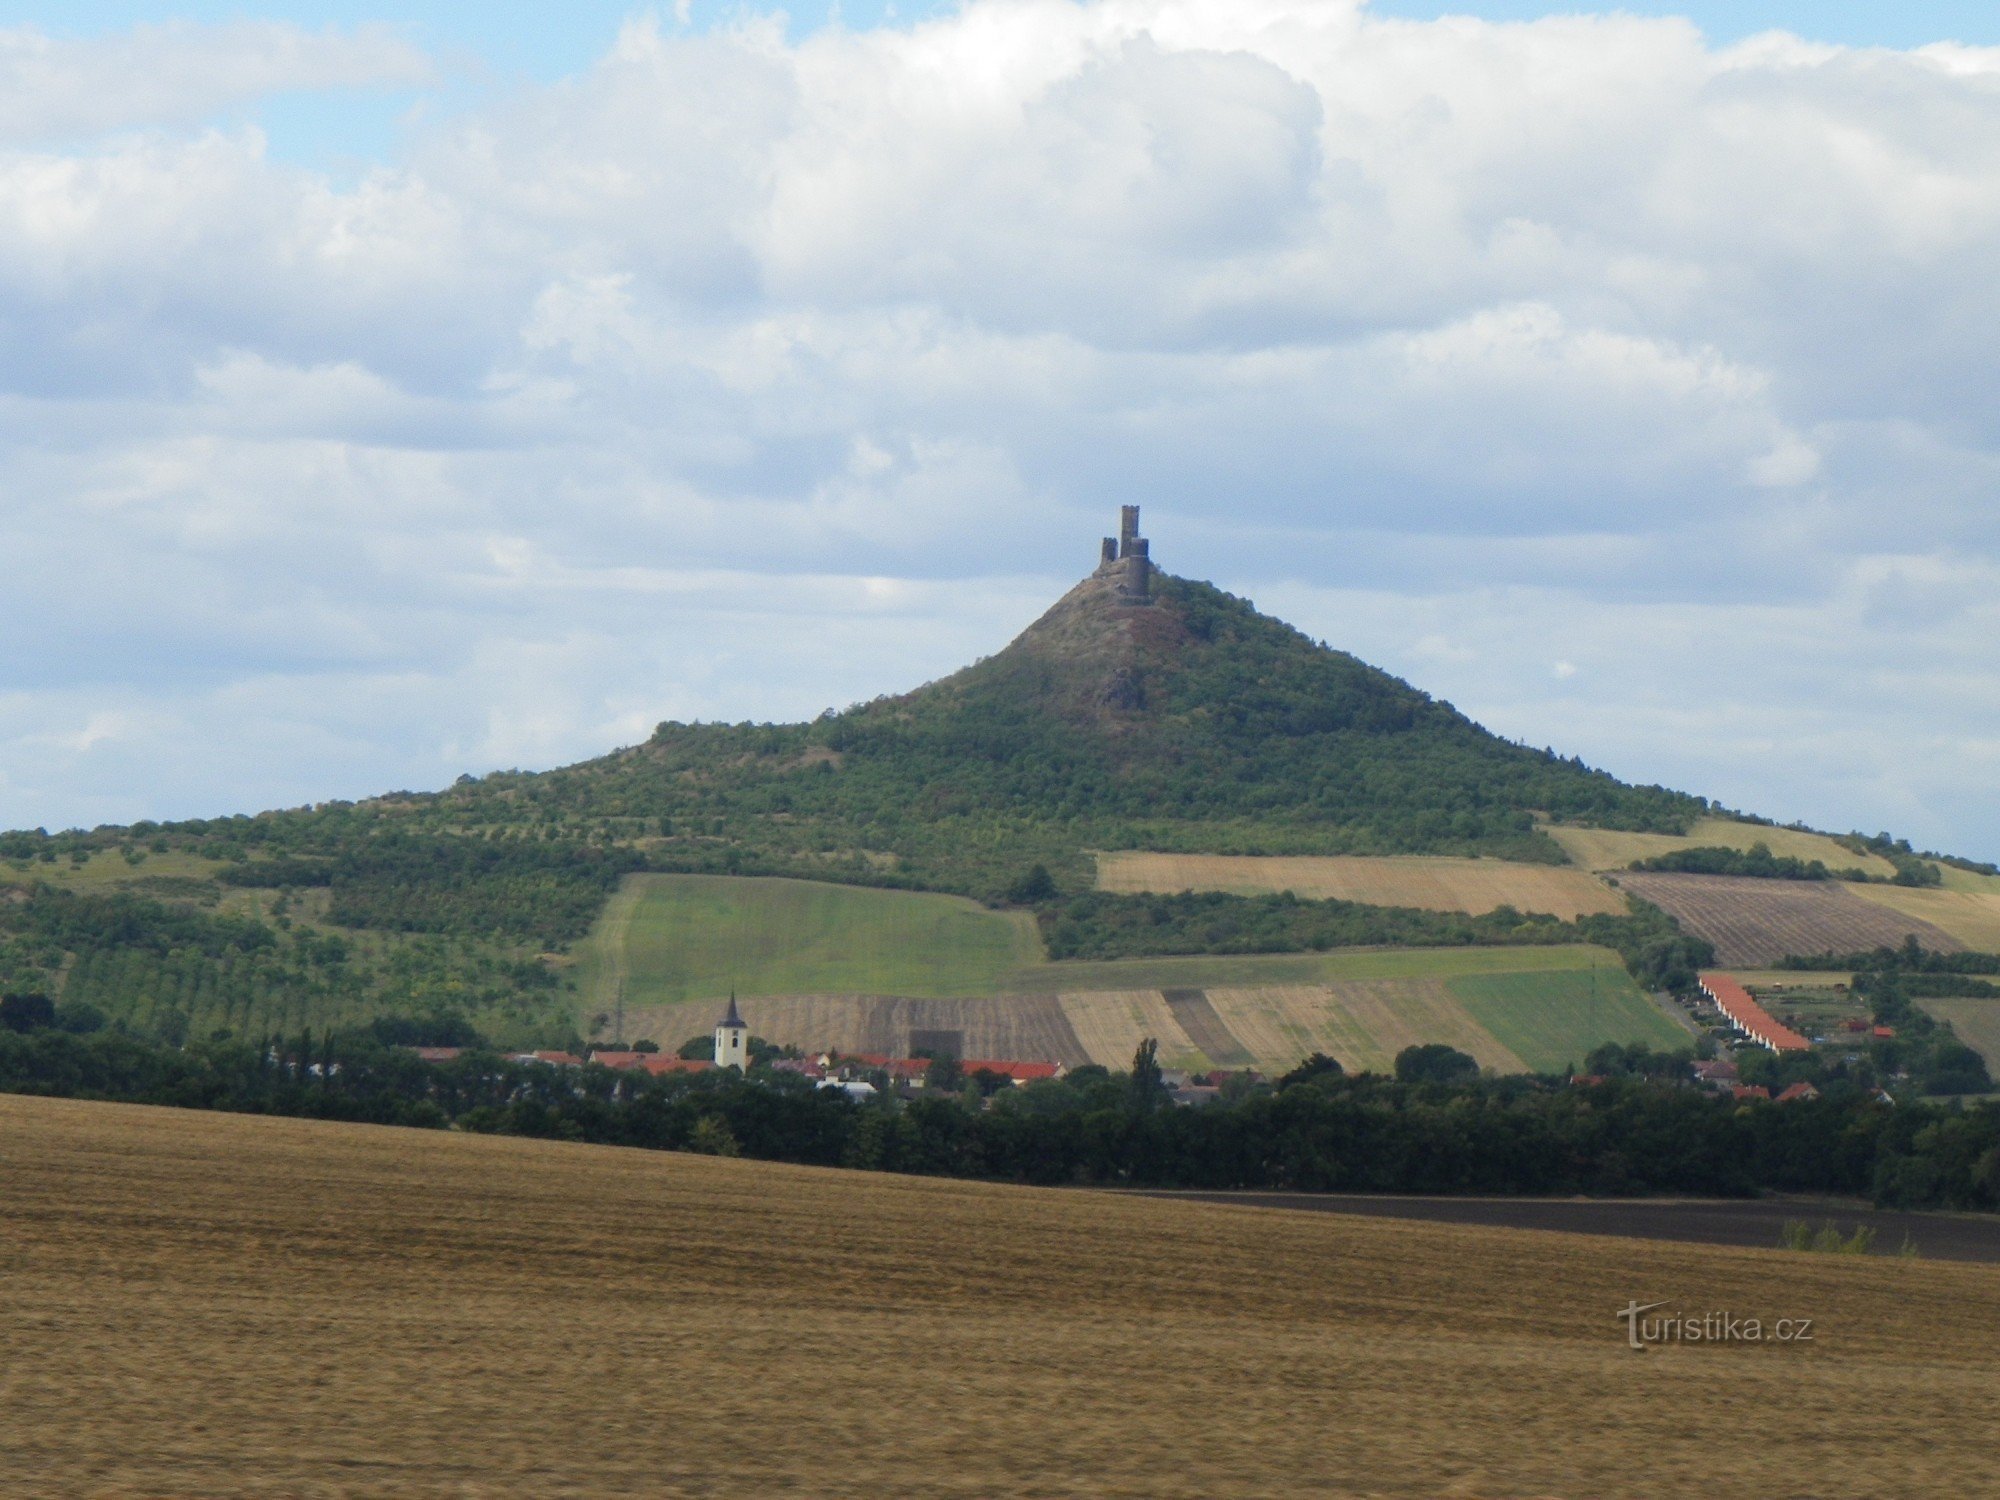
[575,874,1045,1016]
[1446,967,1691,1073]
[1920,998,2000,1075]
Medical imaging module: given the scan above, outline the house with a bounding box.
[1731,1084,1773,1102]
[1775,1081,1821,1103]
[1698,974,1812,1053]
[1168,1085,1222,1107]
[960,1060,1064,1086]
[410,1046,463,1064]
[586,1049,652,1070]
[1691,1057,1740,1086]
[1873,1026,1897,1040]
[509,1050,582,1067]
[638,1056,713,1077]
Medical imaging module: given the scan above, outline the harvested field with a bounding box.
[1617,872,1965,967]
[1543,817,1897,878]
[1920,998,2000,1076]
[7,1093,2000,1498]
[1849,884,2000,951]
[1137,1192,2000,1264]
[1095,850,1625,917]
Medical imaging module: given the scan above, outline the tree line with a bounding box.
[1,1018,1995,1212]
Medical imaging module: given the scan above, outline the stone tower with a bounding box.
[714,992,748,1071]
[1094,505,1153,603]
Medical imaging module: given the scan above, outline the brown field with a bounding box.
[1095,850,1626,917]
[7,1094,2000,1498]
[1616,872,1965,967]
[1849,884,2000,951]
[1542,817,1898,878]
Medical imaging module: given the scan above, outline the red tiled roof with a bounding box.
[1732,1084,1773,1101]
[1775,1082,1820,1102]
[961,1060,1062,1083]
[639,1056,714,1076]
[587,1050,650,1070]
[1873,1026,1896,1039]
[410,1046,463,1063]
[1700,974,1812,1052]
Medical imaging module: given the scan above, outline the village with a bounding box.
[394,976,1902,1109]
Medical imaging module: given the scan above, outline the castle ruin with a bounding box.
[1095,504,1153,603]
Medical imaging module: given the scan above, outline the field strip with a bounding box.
[1542,818,1897,878]
[1617,872,1965,967]
[1094,851,1625,918]
[1848,885,2000,950]
[1058,989,1205,1070]
[1162,989,1256,1068]
[1199,980,1527,1076]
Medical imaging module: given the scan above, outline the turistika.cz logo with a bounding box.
[1617,1300,1814,1349]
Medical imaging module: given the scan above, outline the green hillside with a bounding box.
[574,874,1043,1015]
[0,524,1923,1057]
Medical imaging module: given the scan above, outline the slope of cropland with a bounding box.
[7,1094,1999,1499]
[1849,884,2000,951]
[1095,850,1625,918]
[623,946,1682,1076]
[574,873,1044,1022]
[1544,817,1896,877]
[1617,872,1965,967]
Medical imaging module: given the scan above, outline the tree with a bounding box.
[925,1054,964,1092]
[678,1034,717,1060]
[0,993,55,1034]
[1394,1043,1479,1085]
[689,1115,741,1157]
[1005,863,1058,904]
[1278,1052,1343,1089]
[1129,1037,1165,1107]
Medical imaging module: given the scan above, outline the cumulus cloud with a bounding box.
[0,21,432,142]
[2,0,1999,859]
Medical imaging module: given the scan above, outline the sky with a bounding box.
[1,1,1998,862]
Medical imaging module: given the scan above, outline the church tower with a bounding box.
[715,993,748,1071]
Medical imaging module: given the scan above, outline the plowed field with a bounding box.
[1095,851,1625,917]
[1617,872,1965,966]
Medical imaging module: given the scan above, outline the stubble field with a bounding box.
[4,1094,1998,1498]
[1095,850,1626,917]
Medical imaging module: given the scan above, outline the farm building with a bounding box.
[1698,974,1812,1053]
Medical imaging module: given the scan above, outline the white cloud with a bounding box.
[1,1,1999,861]
[0,22,432,142]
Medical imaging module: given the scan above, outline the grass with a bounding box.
[1542,817,1898,878]
[5,1093,1999,1498]
[1447,966,1690,1074]
[573,873,1045,1017]
[1093,851,1626,918]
